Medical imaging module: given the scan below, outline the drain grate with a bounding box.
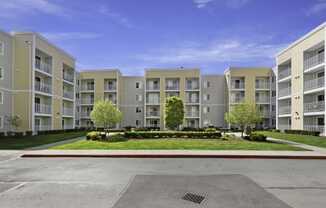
[182,193,205,204]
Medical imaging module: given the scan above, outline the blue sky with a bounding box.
[0,0,326,75]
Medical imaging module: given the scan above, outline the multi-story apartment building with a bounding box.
[0,31,76,133]
[276,22,326,135]
[225,67,276,129]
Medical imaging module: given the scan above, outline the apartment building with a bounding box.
[0,31,76,133]
[225,67,276,129]
[276,22,326,135]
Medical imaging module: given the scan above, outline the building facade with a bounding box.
[0,31,76,133]
[276,22,326,135]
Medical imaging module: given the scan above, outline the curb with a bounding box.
[21,154,326,160]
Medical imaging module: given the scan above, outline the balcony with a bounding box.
[104,84,117,91]
[261,111,270,117]
[62,107,74,116]
[35,82,51,94]
[278,68,291,80]
[35,60,52,74]
[304,77,324,91]
[80,98,94,105]
[80,112,91,118]
[256,96,270,103]
[146,111,160,117]
[256,82,270,89]
[186,98,200,104]
[185,111,200,117]
[304,125,324,134]
[231,82,245,90]
[63,90,74,100]
[278,124,291,130]
[63,124,74,130]
[185,81,199,90]
[230,97,245,104]
[63,72,74,83]
[35,125,51,131]
[304,101,325,113]
[146,84,160,91]
[105,98,117,104]
[80,85,94,91]
[278,106,291,115]
[278,87,291,98]
[35,103,51,114]
[165,84,179,91]
[304,52,324,70]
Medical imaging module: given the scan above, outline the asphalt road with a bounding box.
[0,156,326,207]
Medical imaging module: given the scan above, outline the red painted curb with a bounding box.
[21,154,326,160]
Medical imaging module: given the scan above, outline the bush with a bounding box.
[204,128,217,132]
[124,131,222,139]
[181,127,204,131]
[86,131,102,140]
[14,132,24,137]
[271,129,280,133]
[0,132,5,138]
[284,129,320,136]
[244,133,267,142]
[109,134,128,142]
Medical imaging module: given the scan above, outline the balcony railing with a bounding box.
[105,98,117,104]
[35,60,52,74]
[185,111,200,117]
[231,83,245,89]
[62,107,74,116]
[256,96,270,103]
[80,112,91,118]
[104,84,117,91]
[278,124,290,130]
[63,73,74,83]
[304,52,324,70]
[304,77,324,91]
[63,124,74,130]
[35,125,51,131]
[278,68,291,80]
[166,85,179,91]
[256,82,270,89]
[146,99,160,105]
[230,97,245,103]
[304,125,324,134]
[80,85,94,91]
[80,98,94,105]
[35,82,51,94]
[63,91,74,99]
[35,103,51,114]
[146,111,160,117]
[186,98,200,104]
[146,84,160,91]
[186,83,199,90]
[304,101,325,113]
[278,87,291,97]
[278,106,291,114]
[260,111,270,117]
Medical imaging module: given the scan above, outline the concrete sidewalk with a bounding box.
[21,149,326,159]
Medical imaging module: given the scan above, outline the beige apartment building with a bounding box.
[0,30,76,133]
[276,22,326,135]
[225,67,276,128]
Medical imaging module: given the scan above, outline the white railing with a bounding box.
[304,76,324,91]
[62,107,74,116]
[166,85,179,90]
[186,98,199,103]
[231,82,245,89]
[35,103,51,114]
[304,52,324,70]
[63,91,74,99]
[146,98,160,105]
[278,68,291,80]
[146,111,160,117]
[256,96,270,103]
[63,73,74,83]
[35,125,51,131]
[35,82,52,94]
[186,83,199,90]
[146,84,160,91]
[104,84,117,91]
[80,112,91,118]
[278,106,291,114]
[185,112,200,117]
[230,97,245,103]
[63,125,74,130]
[256,82,270,89]
[80,85,94,91]
[80,98,94,105]
[304,125,324,133]
[35,60,52,74]
[278,124,290,130]
[261,111,270,117]
[304,101,325,113]
[278,87,291,97]
[105,98,117,104]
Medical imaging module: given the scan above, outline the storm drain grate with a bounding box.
[182,193,205,204]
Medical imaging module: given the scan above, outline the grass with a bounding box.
[257,131,326,148]
[52,137,305,151]
[0,131,87,150]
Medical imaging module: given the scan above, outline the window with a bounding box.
[136,107,142,113]
[136,120,140,126]
[0,41,4,56]
[0,116,2,129]
[203,106,210,114]
[0,91,3,104]
[136,82,141,89]
[204,80,210,88]
[204,94,210,101]
[0,67,3,79]
[136,94,142,102]
[272,91,276,97]
[318,117,324,126]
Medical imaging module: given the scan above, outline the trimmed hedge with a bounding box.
[244,133,267,142]
[124,131,222,139]
[284,129,320,136]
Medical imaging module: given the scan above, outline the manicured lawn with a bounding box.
[257,131,326,148]
[52,138,305,151]
[0,131,87,150]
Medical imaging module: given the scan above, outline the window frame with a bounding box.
[0,41,4,56]
[0,90,3,104]
[0,66,3,80]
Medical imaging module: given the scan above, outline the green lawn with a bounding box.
[52,138,305,151]
[0,131,86,150]
[257,131,326,148]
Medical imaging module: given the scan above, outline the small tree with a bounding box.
[165,96,184,130]
[225,102,262,138]
[5,115,22,132]
[90,100,122,133]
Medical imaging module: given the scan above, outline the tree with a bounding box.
[165,96,184,130]
[5,115,21,132]
[225,102,262,138]
[90,100,122,132]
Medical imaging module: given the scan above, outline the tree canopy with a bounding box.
[90,100,122,130]
[165,96,184,130]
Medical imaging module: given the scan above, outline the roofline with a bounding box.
[12,32,76,61]
[145,68,200,72]
[0,29,12,38]
[277,21,326,56]
[224,66,272,73]
[78,69,121,73]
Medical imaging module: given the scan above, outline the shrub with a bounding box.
[124,126,135,131]
[124,131,222,139]
[0,132,5,138]
[182,127,204,131]
[14,132,24,137]
[244,133,267,142]
[284,129,320,136]
[86,131,101,141]
[109,134,128,142]
[204,127,216,132]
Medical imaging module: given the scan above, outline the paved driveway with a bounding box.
[0,157,326,207]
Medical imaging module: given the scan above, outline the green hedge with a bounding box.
[124,131,222,139]
[244,133,267,142]
[284,129,320,136]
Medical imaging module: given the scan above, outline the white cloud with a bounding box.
[0,0,65,18]
[306,0,326,16]
[98,5,134,28]
[42,32,103,41]
[193,0,250,9]
[135,39,287,64]
[193,0,214,8]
